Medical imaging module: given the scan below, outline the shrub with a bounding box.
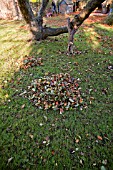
[104,13,113,25]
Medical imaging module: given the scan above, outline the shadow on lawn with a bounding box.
[0,22,113,169]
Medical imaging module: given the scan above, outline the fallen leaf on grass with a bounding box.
[107,65,113,70]
[60,108,64,114]
[101,166,106,170]
[75,139,80,143]
[79,98,83,103]
[102,159,107,165]
[51,150,55,155]
[69,148,75,154]
[29,134,34,139]
[97,135,103,140]
[80,159,83,165]
[7,157,13,164]
[102,88,108,95]
[21,104,25,109]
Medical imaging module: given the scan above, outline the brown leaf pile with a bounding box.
[27,73,85,112]
[20,56,43,69]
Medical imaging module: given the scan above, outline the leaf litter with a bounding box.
[20,56,43,69]
[27,73,87,113]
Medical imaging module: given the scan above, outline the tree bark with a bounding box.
[67,18,78,54]
[0,0,21,19]
[17,0,35,25]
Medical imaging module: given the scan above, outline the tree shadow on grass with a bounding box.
[0,20,113,169]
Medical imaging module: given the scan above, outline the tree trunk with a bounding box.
[0,0,22,20]
[17,0,105,51]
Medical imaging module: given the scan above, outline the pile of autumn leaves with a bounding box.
[20,56,43,69]
[27,73,84,113]
[21,56,85,113]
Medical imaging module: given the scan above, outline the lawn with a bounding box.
[0,14,113,170]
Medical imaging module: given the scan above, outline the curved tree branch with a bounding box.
[32,26,68,40]
[37,0,49,18]
[71,0,105,27]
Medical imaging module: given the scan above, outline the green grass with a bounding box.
[0,18,113,170]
